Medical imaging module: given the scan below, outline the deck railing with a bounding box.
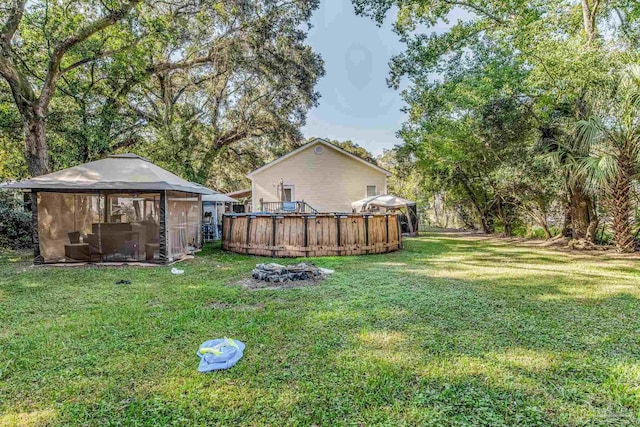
[259,201,319,214]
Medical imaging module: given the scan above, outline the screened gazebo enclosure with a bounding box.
[3,154,214,264]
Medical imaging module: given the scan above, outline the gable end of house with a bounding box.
[246,138,391,178]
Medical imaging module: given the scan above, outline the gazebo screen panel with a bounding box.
[37,192,102,263]
[101,193,161,262]
[167,191,202,259]
[36,192,162,263]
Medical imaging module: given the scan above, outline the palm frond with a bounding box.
[622,64,640,114]
[575,116,605,152]
[624,64,640,89]
[575,154,620,193]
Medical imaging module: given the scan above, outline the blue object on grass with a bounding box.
[196,338,245,372]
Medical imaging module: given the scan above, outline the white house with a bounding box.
[247,138,391,212]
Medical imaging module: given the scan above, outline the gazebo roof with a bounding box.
[2,154,215,194]
[351,194,416,211]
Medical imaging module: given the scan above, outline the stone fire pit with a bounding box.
[251,262,329,283]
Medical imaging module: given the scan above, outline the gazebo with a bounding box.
[352,194,419,236]
[3,154,214,264]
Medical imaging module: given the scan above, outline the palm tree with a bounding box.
[539,106,598,242]
[577,65,640,252]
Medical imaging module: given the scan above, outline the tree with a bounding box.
[538,106,600,241]
[389,39,539,235]
[377,145,425,202]
[577,65,640,251]
[320,139,378,164]
[126,3,323,185]
[353,0,639,241]
[0,79,25,180]
[0,0,323,177]
[493,160,561,239]
[0,0,143,175]
[202,139,299,193]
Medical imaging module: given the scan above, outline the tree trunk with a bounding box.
[456,206,476,230]
[533,202,552,239]
[561,202,572,237]
[496,199,511,237]
[568,186,597,241]
[24,112,50,176]
[454,167,494,233]
[581,0,599,44]
[480,214,494,234]
[504,221,512,237]
[527,210,552,239]
[610,162,634,252]
[433,194,441,227]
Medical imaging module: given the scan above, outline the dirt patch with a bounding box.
[204,301,266,311]
[233,276,324,291]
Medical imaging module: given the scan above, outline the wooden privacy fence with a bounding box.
[222,213,402,257]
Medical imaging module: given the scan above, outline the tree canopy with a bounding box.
[0,0,323,186]
[355,0,640,250]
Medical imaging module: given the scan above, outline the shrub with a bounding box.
[0,190,32,250]
[511,225,561,239]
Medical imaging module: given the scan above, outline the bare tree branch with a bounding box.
[1,0,26,44]
[59,48,119,74]
[40,0,141,109]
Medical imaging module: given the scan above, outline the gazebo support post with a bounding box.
[200,195,205,245]
[98,191,103,262]
[159,190,169,264]
[31,192,43,264]
[104,194,110,223]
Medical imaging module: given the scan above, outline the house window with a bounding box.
[283,185,294,202]
[366,185,377,197]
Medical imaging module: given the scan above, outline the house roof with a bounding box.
[2,154,215,194]
[246,138,392,178]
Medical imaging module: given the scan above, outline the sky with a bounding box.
[301,0,406,156]
[301,1,471,156]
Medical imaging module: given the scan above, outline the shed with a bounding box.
[2,154,214,264]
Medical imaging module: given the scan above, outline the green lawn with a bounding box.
[1,233,640,426]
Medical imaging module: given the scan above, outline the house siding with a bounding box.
[251,142,387,212]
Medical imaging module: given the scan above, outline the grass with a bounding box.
[1,232,640,426]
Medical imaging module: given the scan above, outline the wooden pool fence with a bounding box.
[222,213,402,257]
